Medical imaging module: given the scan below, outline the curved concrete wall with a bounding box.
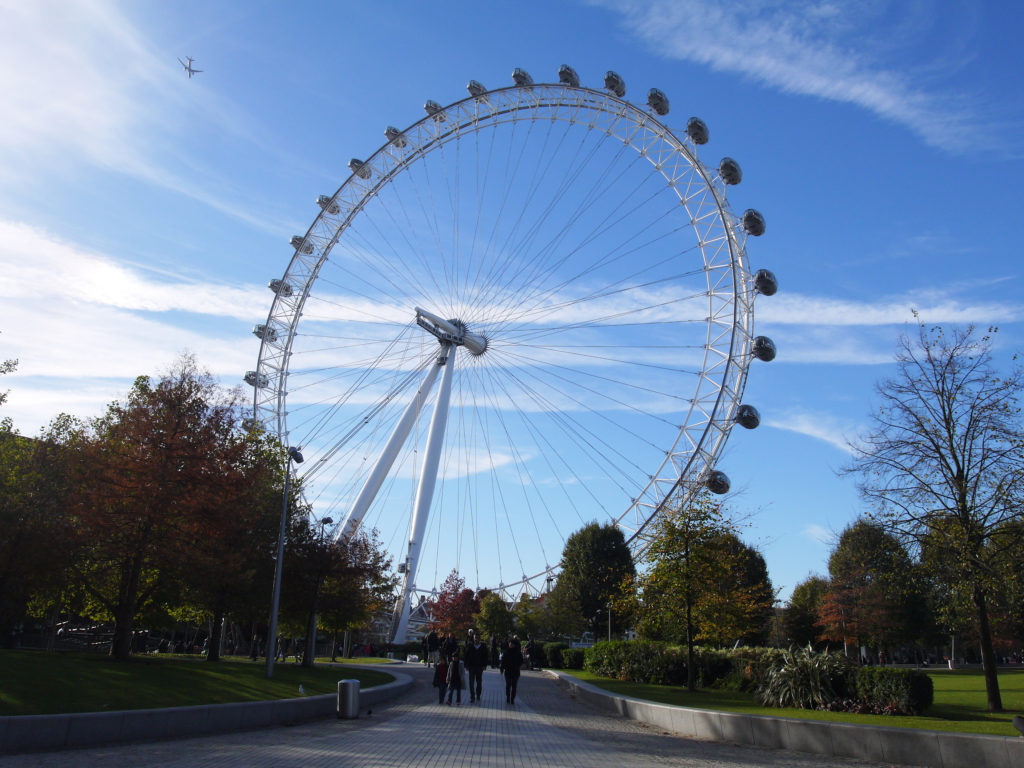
[0,672,413,755]
[549,671,1023,768]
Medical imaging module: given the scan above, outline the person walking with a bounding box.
[433,654,450,704]
[427,629,439,667]
[490,634,499,669]
[465,632,487,702]
[500,636,523,705]
[445,648,465,705]
[442,632,457,661]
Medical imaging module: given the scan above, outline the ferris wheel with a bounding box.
[247,66,778,643]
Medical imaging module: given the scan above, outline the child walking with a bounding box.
[445,649,465,705]
[433,655,450,704]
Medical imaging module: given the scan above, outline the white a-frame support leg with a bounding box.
[335,359,444,543]
[392,343,455,643]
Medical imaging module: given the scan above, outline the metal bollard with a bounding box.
[337,679,360,719]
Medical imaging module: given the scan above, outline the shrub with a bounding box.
[544,642,569,668]
[584,641,687,685]
[528,643,547,668]
[754,645,854,709]
[853,667,933,714]
[562,648,585,669]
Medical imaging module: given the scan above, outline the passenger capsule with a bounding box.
[719,157,742,185]
[385,126,407,147]
[647,88,670,115]
[424,100,445,119]
[734,404,761,430]
[512,68,534,87]
[558,64,580,87]
[742,209,766,236]
[686,117,709,145]
[752,336,777,362]
[467,80,487,98]
[348,158,372,180]
[705,470,731,495]
[241,417,260,431]
[268,279,293,297]
[316,194,339,215]
[604,70,626,97]
[753,269,778,296]
[252,324,277,343]
[290,235,314,254]
[244,371,269,389]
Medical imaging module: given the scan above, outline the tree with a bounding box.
[818,520,925,658]
[475,593,515,640]
[0,331,16,409]
[846,322,1024,711]
[783,575,828,649]
[633,491,764,689]
[431,570,479,635]
[70,356,256,660]
[549,521,635,638]
[316,529,397,661]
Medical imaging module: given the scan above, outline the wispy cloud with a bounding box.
[0,0,297,233]
[591,0,1006,154]
[760,292,1021,327]
[803,523,833,546]
[764,408,856,454]
[0,219,265,430]
[0,220,266,320]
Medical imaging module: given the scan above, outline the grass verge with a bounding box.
[556,668,1024,737]
[0,650,394,716]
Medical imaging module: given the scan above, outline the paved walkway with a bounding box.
[0,665,894,767]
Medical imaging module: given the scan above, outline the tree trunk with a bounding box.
[973,587,1003,712]
[685,597,695,691]
[206,603,224,662]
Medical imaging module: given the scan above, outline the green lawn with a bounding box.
[558,668,1024,737]
[0,650,394,716]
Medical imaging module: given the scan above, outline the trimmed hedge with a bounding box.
[544,642,569,669]
[562,648,585,669]
[853,666,933,714]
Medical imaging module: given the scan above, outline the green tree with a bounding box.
[783,575,828,649]
[475,593,515,640]
[845,323,1023,711]
[549,521,635,638]
[819,520,925,658]
[633,491,763,689]
[0,331,16,409]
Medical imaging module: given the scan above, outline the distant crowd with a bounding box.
[424,629,536,705]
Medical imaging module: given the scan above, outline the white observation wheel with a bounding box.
[248,67,778,642]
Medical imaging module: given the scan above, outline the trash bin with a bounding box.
[337,679,360,719]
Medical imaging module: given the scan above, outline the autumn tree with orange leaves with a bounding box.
[69,356,271,660]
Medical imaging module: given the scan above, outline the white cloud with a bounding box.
[0,0,296,234]
[0,220,266,320]
[591,0,1001,154]
[803,523,832,545]
[760,293,1020,327]
[764,408,855,454]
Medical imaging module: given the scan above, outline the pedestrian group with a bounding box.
[427,628,525,706]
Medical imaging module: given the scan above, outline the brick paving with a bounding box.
[0,665,894,767]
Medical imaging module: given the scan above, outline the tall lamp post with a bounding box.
[266,446,303,679]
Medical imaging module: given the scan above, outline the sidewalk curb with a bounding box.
[0,670,413,754]
[546,670,1023,768]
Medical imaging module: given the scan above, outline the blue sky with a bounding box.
[1,0,1022,604]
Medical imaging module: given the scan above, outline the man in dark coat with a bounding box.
[490,635,499,669]
[464,633,488,702]
[500,636,524,705]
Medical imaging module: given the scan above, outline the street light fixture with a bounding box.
[266,446,303,679]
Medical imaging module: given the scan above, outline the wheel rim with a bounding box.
[252,79,762,602]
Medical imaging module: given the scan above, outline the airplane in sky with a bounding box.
[177,57,202,78]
